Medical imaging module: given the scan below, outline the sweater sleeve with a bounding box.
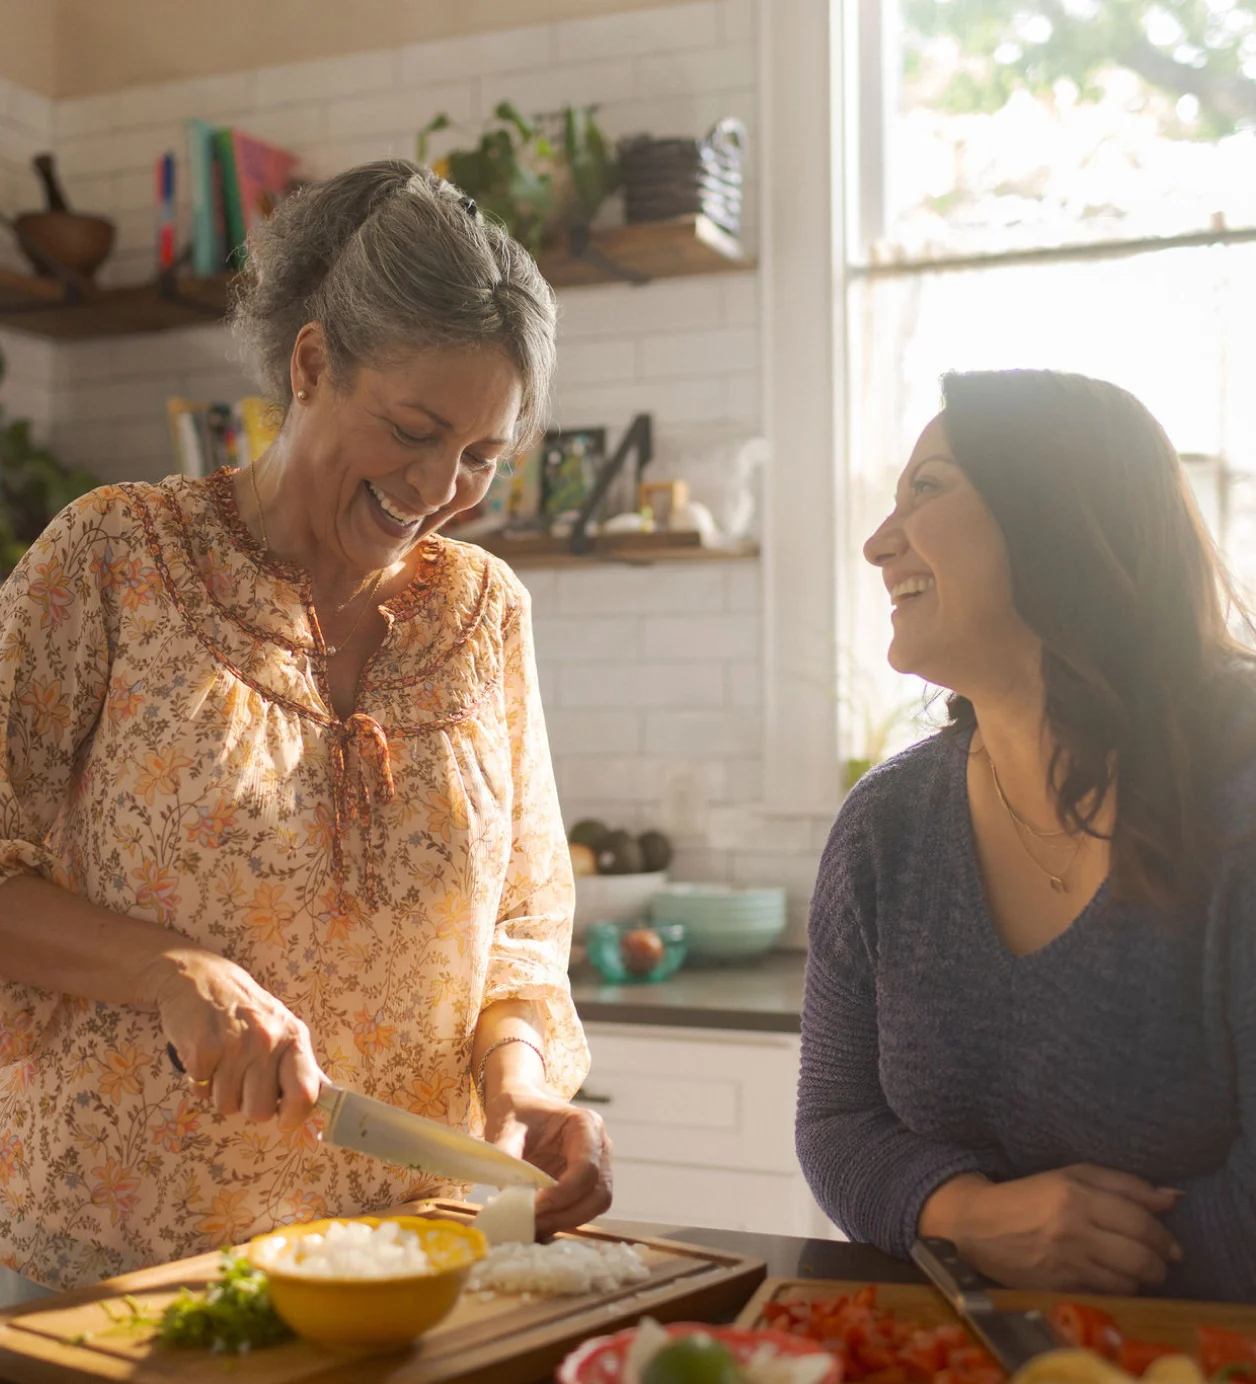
[795,793,1013,1258]
[1157,854,1256,1303]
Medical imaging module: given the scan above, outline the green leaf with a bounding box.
[493,101,539,140]
[417,111,452,163]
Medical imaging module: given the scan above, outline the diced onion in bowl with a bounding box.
[253,1219,433,1279]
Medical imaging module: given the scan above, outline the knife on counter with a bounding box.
[912,1237,1060,1373]
[167,1043,553,1189]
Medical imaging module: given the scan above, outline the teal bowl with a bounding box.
[586,920,687,984]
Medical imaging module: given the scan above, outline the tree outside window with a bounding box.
[840,0,1256,776]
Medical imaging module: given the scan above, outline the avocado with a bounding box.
[568,817,611,851]
[596,829,644,875]
[637,829,673,873]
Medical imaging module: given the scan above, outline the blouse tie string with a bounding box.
[329,712,396,911]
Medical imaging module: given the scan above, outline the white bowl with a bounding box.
[572,871,668,940]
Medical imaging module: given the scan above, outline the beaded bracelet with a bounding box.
[475,1036,547,1101]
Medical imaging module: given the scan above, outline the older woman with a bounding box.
[797,369,1256,1302]
[0,160,608,1298]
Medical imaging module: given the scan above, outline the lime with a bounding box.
[642,1335,746,1384]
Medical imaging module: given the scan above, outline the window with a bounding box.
[840,0,1256,770]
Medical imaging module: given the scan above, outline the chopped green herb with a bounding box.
[1213,1366,1256,1382]
[156,1250,294,1354]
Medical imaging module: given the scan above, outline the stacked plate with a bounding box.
[649,883,787,960]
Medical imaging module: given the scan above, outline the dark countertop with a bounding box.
[600,1217,923,1286]
[569,950,805,1033]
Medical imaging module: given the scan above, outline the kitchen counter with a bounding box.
[601,1216,922,1285]
[569,950,805,1033]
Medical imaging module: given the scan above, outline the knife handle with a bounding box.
[911,1237,994,1308]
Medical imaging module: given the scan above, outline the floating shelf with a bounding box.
[0,217,752,341]
[537,214,752,288]
[0,267,228,340]
[471,530,759,569]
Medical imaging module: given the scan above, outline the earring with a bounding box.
[296,389,309,401]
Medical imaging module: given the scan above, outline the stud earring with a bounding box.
[296,389,309,401]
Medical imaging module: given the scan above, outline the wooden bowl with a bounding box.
[15,210,115,279]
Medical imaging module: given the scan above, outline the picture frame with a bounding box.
[539,427,608,525]
[445,439,546,538]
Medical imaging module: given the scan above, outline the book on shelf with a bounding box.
[168,396,281,478]
[184,120,299,275]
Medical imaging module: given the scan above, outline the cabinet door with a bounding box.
[608,1160,834,1237]
[575,1024,801,1175]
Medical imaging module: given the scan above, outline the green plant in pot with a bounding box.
[0,346,98,579]
[418,101,619,253]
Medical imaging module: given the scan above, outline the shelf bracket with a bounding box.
[566,224,651,286]
[569,412,654,558]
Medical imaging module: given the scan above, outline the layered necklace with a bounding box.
[249,461,386,658]
[983,748,1084,894]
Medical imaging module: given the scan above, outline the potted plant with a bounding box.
[418,101,619,253]
[0,345,98,579]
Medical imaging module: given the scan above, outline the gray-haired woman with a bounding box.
[0,161,608,1297]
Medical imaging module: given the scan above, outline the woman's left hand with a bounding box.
[483,1083,613,1236]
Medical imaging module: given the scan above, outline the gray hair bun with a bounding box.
[231,159,556,447]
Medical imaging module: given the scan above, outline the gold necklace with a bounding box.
[319,569,385,657]
[247,461,386,658]
[985,750,1082,894]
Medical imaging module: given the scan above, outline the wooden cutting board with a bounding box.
[0,1202,764,1384]
[737,1278,1256,1354]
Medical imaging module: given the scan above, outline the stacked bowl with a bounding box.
[649,883,787,961]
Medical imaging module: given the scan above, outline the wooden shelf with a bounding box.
[470,530,759,569]
[0,267,229,340]
[537,214,752,288]
[0,217,749,340]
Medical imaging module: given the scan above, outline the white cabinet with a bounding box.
[576,1022,843,1239]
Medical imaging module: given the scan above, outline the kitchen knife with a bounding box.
[315,1082,554,1189]
[167,1043,553,1189]
[912,1237,1060,1373]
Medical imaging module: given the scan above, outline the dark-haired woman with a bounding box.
[0,161,609,1298]
[796,369,1256,1302]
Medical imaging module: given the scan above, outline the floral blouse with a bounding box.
[0,470,586,1290]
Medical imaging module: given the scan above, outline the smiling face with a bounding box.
[863,413,1041,698]
[283,326,523,577]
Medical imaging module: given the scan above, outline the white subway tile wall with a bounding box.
[0,0,827,944]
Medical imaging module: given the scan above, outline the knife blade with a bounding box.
[166,1043,553,1189]
[315,1083,554,1189]
[912,1237,1060,1373]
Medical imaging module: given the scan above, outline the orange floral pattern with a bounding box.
[0,474,584,1290]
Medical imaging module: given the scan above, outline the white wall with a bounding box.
[1,0,833,944]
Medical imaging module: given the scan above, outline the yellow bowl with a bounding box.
[248,1216,487,1351]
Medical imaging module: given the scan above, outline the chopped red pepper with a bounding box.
[1198,1327,1256,1379]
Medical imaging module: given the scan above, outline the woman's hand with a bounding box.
[482,1083,613,1236]
[144,947,324,1130]
[921,1167,1183,1294]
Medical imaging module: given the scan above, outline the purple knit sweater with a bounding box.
[796,730,1256,1302]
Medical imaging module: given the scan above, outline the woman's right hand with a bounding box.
[144,947,324,1130]
[920,1167,1183,1294]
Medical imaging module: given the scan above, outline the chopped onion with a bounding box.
[253,1219,432,1279]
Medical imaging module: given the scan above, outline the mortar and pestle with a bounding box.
[8,153,115,280]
